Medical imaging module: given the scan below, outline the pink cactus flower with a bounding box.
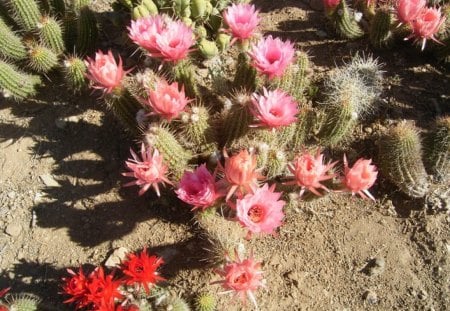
[223,3,260,42]
[343,155,378,201]
[176,164,223,211]
[285,149,337,197]
[155,19,195,62]
[214,250,265,309]
[85,50,128,94]
[128,15,166,55]
[123,144,172,196]
[234,184,285,238]
[251,88,298,128]
[218,149,264,201]
[248,35,295,79]
[323,0,341,10]
[396,0,426,24]
[409,7,446,50]
[142,79,190,121]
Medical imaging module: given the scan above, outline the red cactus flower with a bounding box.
[84,267,123,311]
[121,248,165,294]
[342,155,378,201]
[62,267,89,308]
[0,288,10,298]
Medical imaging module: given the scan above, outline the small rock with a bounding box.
[7,191,16,199]
[418,289,428,300]
[364,127,373,134]
[5,223,22,237]
[104,247,129,268]
[363,290,378,304]
[316,30,328,38]
[39,174,60,187]
[364,257,385,276]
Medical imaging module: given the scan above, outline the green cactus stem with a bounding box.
[132,4,151,19]
[158,295,191,311]
[378,122,429,198]
[104,89,143,135]
[277,106,314,151]
[198,38,218,59]
[0,17,27,60]
[195,293,216,311]
[9,0,42,31]
[180,105,217,154]
[73,0,91,13]
[63,55,87,93]
[216,33,230,51]
[172,59,199,99]
[233,52,257,92]
[174,0,191,18]
[0,60,41,100]
[144,124,192,180]
[272,50,311,102]
[221,91,253,147]
[76,6,98,56]
[49,0,65,16]
[369,8,393,48]
[191,0,206,20]
[331,0,364,39]
[424,116,450,183]
[63,13,77,52]
[5,293,41,311]
[265,148,287,179]
[28,43,58,72]
[38,15,65,54]
[142,0,158,14]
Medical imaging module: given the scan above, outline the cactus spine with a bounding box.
[194,293,216,311]
[221,92,253,147]
[64,55,87,92]
[0,17,27,60]
[378,122,429,198]
[198,38,219,59]
[331,0,364,39]
[233,52,257,92]
[180,105,217,154]
[265,148,287,179]
[50,0,65,16]
[172,60,199,99]
[38,16,65,54]
[0,60,41,100]
[76,6,98,56]
[105,89,143,135]
[28,43,58,72]
[369,8,393,48]
[144,125,192,180]
[425,116,450,183]
[5,293,41,311]
[9,0,42,31]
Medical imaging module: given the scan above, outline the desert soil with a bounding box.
[0,0,449,310]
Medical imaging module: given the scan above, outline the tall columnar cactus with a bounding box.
[278,106,315,151]
[265,148,287,179]
[424,116,450,183]
[9,0,42,31]
[221,91,253,147]
[0,60,41,99]
[378,122,430,198]
[4,293,41,311]
[105,90,143,135]
[144,125,193,180]
[38,15,65,54]
[0,18,27,60]
[233,52,257,92]
[76,6,98,56]
[194,293,216,311]
[27,43,59,72]
[369,8,393,48]
[180,105,218,154]
[330,0,364,39]
[172,60,199,99]
[63,55,87,93]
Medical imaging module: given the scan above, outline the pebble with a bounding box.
[418,289,428,300]
[7,191,16,199]
[5,223,22,237]
[39,174,60,187]
[367,257,386,276]
[104,247,129,268]
[364,127,373,134]
[363,290,378,304]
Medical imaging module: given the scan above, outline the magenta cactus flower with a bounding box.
[142,79,190,121]
[248,35,295,79]
[223,3,260,42]
[251,88,298,129]
[175,165,223,211]
[128,15,166,55]
[214,250,265,309]
[285,149,337,197]
[155,19,195,62]
[342,155,378,201]
[409,7,446,50]
[123,144,172,196]
[85,50,128,94]
[396,0,426,25]
[322,0,341,11]
[234,183,285,238]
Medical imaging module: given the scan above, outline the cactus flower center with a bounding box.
[248,205,264,223]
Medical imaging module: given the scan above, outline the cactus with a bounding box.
[73,0,91,13]
[272,50,311,102]
[63,12,77,51]
[198,38,218,59]
[9,0,42,31]
[172,59,199,99]
[76,6,98,56]
[215,33,230,51]
[330,0,364,39]
[277,106,314,151]
[221,91,253,147]
[105,89,143,135]
[4,293,41,311]
[132,4,151,19]
[265,148,287,179]
[194,293,216,311]
[174,0,191,18]
[144,125,193,180]
[233,52,257,92]
[49,0,65,16]
[424,116,450,183]
[143,0,158,14]
[378,122,429,198]
[27,43,58,72]
[0,17,27,60]
[63,55,87,92]
[191,0,206,20]
[38,15,65,54]
[0,60,41,100]
[157,295,191,311]
[180,105,217,154]
[369,8,393,48]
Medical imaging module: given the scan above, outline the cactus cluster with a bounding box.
[0,0,99,100]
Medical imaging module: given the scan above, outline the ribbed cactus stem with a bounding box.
[174,0,191,18]
[221,92,253,147]
[0,17,27,60]
[379,122,429,198]
[143,0,158,14]
[64,56,87,93]
[191,0,206,20]
[105,89,142,135]
[5,293,41,311]
[63,13,77,52]
[50,0,65,16]
[256,141,269,169]
[180,105,217,154]
[0,60,41,100]
[28,44,58,72]
[10,0,42,31]
[162,296,191,311]
[277,107,314,151]
[233,52,257,92]
[172,59,199,99]
[266,148,287,179]
[198,38,219,59]
[369,8,393,48]
[144,125,192,180]
[195,293,216,311]
[331,0,364,39]
[38,16,65,54]
[76,6,98,56]
[272,51,311,102]
[73,0,91,13]
[425,116,450,183]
